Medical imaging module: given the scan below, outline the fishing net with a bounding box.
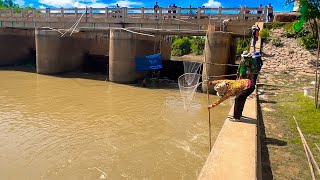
[178,61,203,110]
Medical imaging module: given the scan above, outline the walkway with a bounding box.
[198,22,264,180]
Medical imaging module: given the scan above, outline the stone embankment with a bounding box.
[261,28,317,76]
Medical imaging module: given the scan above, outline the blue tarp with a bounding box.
[135,53,162,71]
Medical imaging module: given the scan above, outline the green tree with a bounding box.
[286,0,320,38]
[286,0,320,108]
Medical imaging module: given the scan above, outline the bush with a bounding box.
[283,21,311,38]
[172,37,191,56]
[283,22,296,38]
[299,33,318,49]
[191,37,205,55]
[271,37,283,47]
[236,38,250,56]
[265,22,285,30]
[260,29,270,42]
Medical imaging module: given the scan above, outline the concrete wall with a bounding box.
[79,31,110,56]
[109,29,160,83]
[202,32,233,93]
[227,19,257,35]
[36,28,110,74]
[0,28,35,66]
[36,28,86,74]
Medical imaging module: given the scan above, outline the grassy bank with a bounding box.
[259,76,320,179]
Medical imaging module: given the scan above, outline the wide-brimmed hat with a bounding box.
[214,81,227,96]
[241,51,252,57]
[251,25,259,30]
[253,52,261,58]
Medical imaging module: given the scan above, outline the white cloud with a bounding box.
[203,0,221,8]
[113,0,143,7]
[15,0,25,6]
[38,0,143,8]
[38,0,75,7]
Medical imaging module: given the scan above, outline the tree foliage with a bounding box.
[0,0,33,9]
[286,0,320,108]
[171,36,205,56]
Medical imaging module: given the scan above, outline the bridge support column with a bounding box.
[0,28,35,66]
[36,28,85,74]
[202,32,233,93]
[109,29,159,83]
[160,37,172,61]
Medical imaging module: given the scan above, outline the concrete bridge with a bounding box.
[0,6,261,84]
[0,7,265,32]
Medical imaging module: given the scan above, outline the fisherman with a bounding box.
[207,79,253,121]
[252,25,260,52]
[208,51,257,122]
[252,52,263,83]
[234,51,257,121]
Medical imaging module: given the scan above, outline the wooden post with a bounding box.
[61,7,64,17]
[177,7,181,19]
[90,7,93,19]
[105,7,109,18]
[141,7,144,19]
[48,8,51,18]
[240,6,244,20]
[33,9,36,19]
[159,8,162,19]
[123,7,127,18]
[218,6,222,21]
[75,7,78,17]
[197,8,201,20]
[263,6,267,21]
[218,6,222,14]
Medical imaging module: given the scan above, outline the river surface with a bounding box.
[0,70,231,180]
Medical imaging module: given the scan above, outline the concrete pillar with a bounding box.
[229,37,237,65]
[160,37,172,60]
[0,28,35,66]
[109,29,159,83]
[109,29,137,83]
[35,28,85,74]
[202,32,233,93]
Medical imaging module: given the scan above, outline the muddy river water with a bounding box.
[0,70,231,179]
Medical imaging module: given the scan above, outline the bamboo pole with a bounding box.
[315,32,320,108]
[205,33,212,152]
[315,143,320,154]
[293,116,320,178]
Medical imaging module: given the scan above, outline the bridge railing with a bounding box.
[0,7,267,21]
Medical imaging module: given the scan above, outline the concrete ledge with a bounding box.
[197,95,258,180]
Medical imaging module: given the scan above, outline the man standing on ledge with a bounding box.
[154,2,160,19]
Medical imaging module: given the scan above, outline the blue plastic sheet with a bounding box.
[135,53,162,71]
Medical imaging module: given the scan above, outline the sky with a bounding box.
[15,0,294,12]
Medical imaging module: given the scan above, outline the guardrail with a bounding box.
[0,7,267,21]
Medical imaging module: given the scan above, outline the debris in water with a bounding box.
[100,174,107,179]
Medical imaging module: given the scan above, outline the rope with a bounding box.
[172,59,239,67]
[115,28,155,37]
[61,10,86,37]
[207,74,238,78]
